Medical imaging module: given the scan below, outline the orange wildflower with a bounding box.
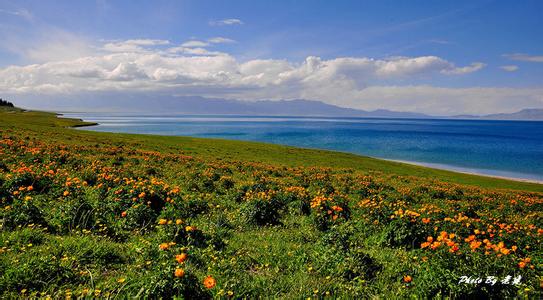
[174,268,185,278]
[403,275,412,283]
[331,205,343,212]
[175,253,188,264]
[470,241,482,251]
[159,243,169,250]
[518,257,531,269]
[465,235,476,242]
[430,242,441,250]
[437,231,448,241]
[203,276,216,289]
[158,219,167,225]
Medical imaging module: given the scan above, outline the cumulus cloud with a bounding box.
[1,38,540,115]
[504,53,543,63]
[108,62,148,81]
[500,65,519,72]
[209,18,244,26]
[441,62,486,75]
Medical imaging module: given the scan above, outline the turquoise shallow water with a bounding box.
[63,113,543,182]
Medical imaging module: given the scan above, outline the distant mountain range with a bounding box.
[14,94,543,120]
[26,94,432,118]
[135,97,432,119]
[453,108,543,121]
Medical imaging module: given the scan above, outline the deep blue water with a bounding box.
[63,113,543,182]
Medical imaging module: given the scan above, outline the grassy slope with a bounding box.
[1,108,541,192]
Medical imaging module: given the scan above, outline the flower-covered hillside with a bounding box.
[1,110,542,298]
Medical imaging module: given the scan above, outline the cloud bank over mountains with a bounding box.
[0,38,542,115]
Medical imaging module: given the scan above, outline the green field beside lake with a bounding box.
[1,108,542,298]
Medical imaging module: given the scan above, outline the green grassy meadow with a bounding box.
[1,108,542,298]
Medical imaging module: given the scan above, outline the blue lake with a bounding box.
[63,113,543,182]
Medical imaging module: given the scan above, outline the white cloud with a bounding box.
[181,40,209,48]
[376,56,451,77]
[0,38,540,115]
[108,62,149,81]
[175,37,235,50]
[102,39,170,53]
[208,37,236,44]
[209,18,244,26]
[500,65,519,72]
[121,39,170,46]
[504,53,543,63]
[166,46,225,56]
[441,62,486,75]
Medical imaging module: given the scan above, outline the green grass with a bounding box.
[1,108,542,298]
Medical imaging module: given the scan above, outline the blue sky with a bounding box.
[0,0,542,115]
